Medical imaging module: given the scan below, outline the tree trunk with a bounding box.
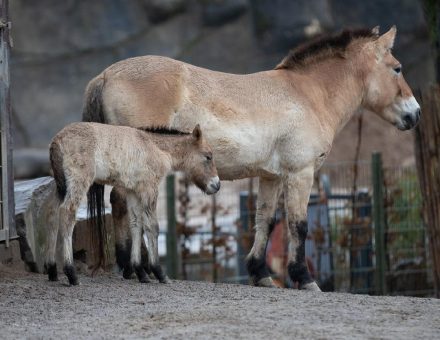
[414,85,440,298]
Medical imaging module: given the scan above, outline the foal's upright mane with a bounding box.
[275,28,378,70]
[138,126,191,136]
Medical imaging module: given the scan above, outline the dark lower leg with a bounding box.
[134,264,150,283]
[246,217,276,284]
[45,262,58,281]
[287,220,313,287]
[63,264,79,286]
[151,264,169,283]
[115,240,134,279]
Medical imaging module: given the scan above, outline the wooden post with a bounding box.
[0,0,14,247]
[414,87,440,298]
[372,152,386,295]
[166,174,178,279]
[211,194,217,282]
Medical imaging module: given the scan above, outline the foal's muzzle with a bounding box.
[206,176,221,195]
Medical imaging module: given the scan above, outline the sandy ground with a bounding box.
[1,265,439,340]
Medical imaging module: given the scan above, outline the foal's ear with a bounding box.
[192,124,202,140]
[371,26,380,36]
[377,25,396,51]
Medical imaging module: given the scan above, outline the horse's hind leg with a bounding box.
[284,168,321,291]
[246,177,282,287]
[126,193,150,283]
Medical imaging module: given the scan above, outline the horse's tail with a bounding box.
[87,183,108,271]
[83,74,108,270]
[82,74,106,123]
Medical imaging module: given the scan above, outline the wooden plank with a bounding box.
[0,0,14,246]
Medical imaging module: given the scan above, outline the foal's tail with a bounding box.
[82,74,106,123]
[87,183,108,271]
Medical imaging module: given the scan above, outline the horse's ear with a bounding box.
[377,25,396,51]
[192,124,202,140]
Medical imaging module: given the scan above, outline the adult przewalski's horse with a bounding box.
[83,26,420,291]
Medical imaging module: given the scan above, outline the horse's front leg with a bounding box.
[246,177,282,287]
[110,187,134,279]
[283,168,321,291]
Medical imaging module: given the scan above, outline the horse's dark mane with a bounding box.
[138,126,190,135]
[275,28,378,70]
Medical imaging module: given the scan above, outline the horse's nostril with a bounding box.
[403,114,414,126]
[416,108,421,119]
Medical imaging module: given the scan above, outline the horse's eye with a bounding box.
[394,66,401,74]
[206,155,212,161]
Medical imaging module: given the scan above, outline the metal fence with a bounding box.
[156,153,435,297]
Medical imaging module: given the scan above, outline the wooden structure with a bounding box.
[0,0,14,245]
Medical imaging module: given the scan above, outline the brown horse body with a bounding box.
[83,27,420,290]
[47,123,219,285]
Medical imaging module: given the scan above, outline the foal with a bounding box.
[47,123,220,285]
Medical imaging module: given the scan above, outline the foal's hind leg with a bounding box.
[246,177,282,287]
[283,168,321,291]
[45,202,60,281]
[126,192,150,283]
[59,200,81,285]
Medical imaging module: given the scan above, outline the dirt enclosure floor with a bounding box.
[1,265,439,340]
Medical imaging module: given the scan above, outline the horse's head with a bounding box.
[184,124,220,195]
[362,26,420,130]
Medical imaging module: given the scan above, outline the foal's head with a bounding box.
[362,26,420,130]
[184,125,220,195]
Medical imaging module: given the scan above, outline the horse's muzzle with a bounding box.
[206,176,221,195]
[401,108,421,130]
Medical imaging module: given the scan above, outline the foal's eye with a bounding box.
[206,155,212,161]
[393,66,401,74]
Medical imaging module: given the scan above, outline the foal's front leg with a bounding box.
[126,193,150,283]
[283,168,321,291]
[144,213,169,283]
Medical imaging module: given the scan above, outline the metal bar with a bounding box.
[0,0,14,248]
[166,174,178,279]
[372,152,386,295]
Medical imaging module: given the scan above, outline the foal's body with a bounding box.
[84,27,420,290]
[48,123,219,285]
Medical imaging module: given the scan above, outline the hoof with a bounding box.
[159,276,170,284]
[123,267,134,280]
[69,280,80,286]
[253,277,276,288]
[139,276,151,284]
[299,281,322,292]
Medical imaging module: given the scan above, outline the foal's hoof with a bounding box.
[253,276,276,288]
[299,281,322,292]
[138,276,151,284]
[123,267,134,280]
[159,276,170,284]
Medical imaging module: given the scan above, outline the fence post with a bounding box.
[166,174,178,279]
[372,152,386,295]
[0,0,14,246]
